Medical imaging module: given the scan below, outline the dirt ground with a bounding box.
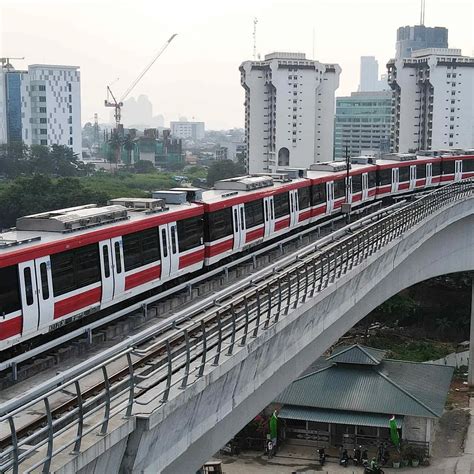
[432,408,470,458]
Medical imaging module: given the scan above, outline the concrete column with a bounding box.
[469,278,474,386]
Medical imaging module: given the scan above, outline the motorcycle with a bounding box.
[364,466,385,474]
[339,449,349,468]
[317,448,326,466]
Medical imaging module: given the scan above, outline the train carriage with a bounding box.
[0,198,204,349]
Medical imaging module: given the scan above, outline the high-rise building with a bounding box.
[387,48,474,152]
[0,62,82,157]
[334,91,392,159]
[240,52,341,173]
[170,121,205,140]
[396,25,448,59]
[359,56,379,92]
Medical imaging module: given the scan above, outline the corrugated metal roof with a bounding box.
[279,406,403,429]
[327,345,386,365]
[276,349,453,418]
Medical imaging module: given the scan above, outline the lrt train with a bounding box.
[1,151,474,351]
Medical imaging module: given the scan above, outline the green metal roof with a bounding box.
[277,345,453,419]
[327,345,386,365]
[279,406,403,429]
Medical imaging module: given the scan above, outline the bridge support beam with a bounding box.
[469,277,474,386]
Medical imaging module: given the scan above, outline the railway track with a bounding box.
[5,179,470,473]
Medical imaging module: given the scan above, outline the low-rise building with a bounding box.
[276,344,453,454]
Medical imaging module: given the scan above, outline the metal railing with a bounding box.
[0,179,473,473]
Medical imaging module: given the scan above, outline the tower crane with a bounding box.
[104,34,177,132]
[0,57,25,70]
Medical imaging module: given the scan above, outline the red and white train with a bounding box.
[1,152,473,350]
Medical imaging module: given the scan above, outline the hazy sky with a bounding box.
[1,0,473,129]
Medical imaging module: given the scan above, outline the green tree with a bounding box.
[207,160,246,186]
[133,160,155,174]
[122,134,136,166]
[107,131,122,169]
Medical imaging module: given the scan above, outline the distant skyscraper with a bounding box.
[396,25,448,59]
[0,62,82,157]
[388,48,474,152]
[170,121,205,140]
[121,94,153,127]
[359,56,379,92]
[334,91,392,160]
[240,52,341,173]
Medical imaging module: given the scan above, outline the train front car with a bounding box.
[200,174,311,267]
[439,151,474,183]
[0,196,205,351]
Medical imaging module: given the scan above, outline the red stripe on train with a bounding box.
[298,209,312,222]
[54,287,102,319]
[179,248,205,269]
[245,227,264,244]
[206,238,233,258]
[275,217,290,231]
[125,265,161,290]
[312,205,327,217]
[0,316,22,340]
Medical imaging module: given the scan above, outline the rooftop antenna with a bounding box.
[253,17,258,60]
[420,0,426,26]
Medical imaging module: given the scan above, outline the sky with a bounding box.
[1,0,473,130]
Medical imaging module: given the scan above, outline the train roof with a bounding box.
[0,200,202,264]
[305,162,375,181]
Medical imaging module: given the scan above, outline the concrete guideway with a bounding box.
[1,180,473,473]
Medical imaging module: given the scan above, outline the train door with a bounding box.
[34,256,54,328]
[326,181,335,214]
[99,241,114,304]
[409,165,416,190]
[362,173,369,201]
[289,189,299,228]
[18,261,39,334]
[391,168,399,193]
[345,176,353,204]
[232,204,246,251]
[426,163,433,186]
[111,237,125,297]
[159,223,180,280]
[455,160,463,181]
[263,196,275,238]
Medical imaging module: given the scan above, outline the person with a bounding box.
[317,447,326,466]
[370,457,378,469]
[340,449,349,467]
[362,449,369,467]
[354,446,362,465]
[266,439,273,459]
[382,449,390,466]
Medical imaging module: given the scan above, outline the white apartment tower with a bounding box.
[388,48,474,152]
[0,63,82,157]
[240,52,341,173]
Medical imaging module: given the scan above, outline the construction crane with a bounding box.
[0,57,25,70]
[104,34,177,132]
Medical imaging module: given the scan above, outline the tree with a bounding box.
[133,160,155,174]
[207,160,246,186]
[107,131,122,169]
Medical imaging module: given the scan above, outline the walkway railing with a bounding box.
[0,179,473,473]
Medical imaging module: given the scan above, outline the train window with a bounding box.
[24,267,34,306]
[443,160,455,174]
[205,208,233,241]
[378,169,391,186]
[368,172,376,188]
[177,216,203,252]
[0,265,20,315]
[417,164,426,179]
[123,228,160,271]
[298,187,311,209]
[311,183,326,205]
[352,174,362,193]
[51,250,76,295]
[274,192,290,218]
[114,242,122,274]
[463,159,474,172]
[141,228,160,265]
[399,166,410,182]
[170,226,177,254]
[432,162,441,176]
[161,229,168,258]
[75,244,100,288]
[244,200,264,228]
[40,262,49,300]
[334,179,345,199]
[102,246,110,278]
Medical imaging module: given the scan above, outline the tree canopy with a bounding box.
[207,160,246,186]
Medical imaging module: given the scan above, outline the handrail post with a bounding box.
[197,321,207,378]
[125,352,135,417]
[180,330,191,388]
[161,340,173,402]
[99,366,111,435]
[226,305,237,355]
[42,397,54,474]
[212,314,223,366]
[70,381,84,454]
[240,297,249,345]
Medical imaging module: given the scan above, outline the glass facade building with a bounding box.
[6,72,22,143]
[334,91,392,160]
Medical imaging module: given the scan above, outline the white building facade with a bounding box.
[240,52,341,174]
[0,63,81,157]
[388,48,474,152]
[170,121,205,140]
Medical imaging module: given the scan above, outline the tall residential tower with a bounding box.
[240,52,341,173]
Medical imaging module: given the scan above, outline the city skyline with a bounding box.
[2,0,472,130]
